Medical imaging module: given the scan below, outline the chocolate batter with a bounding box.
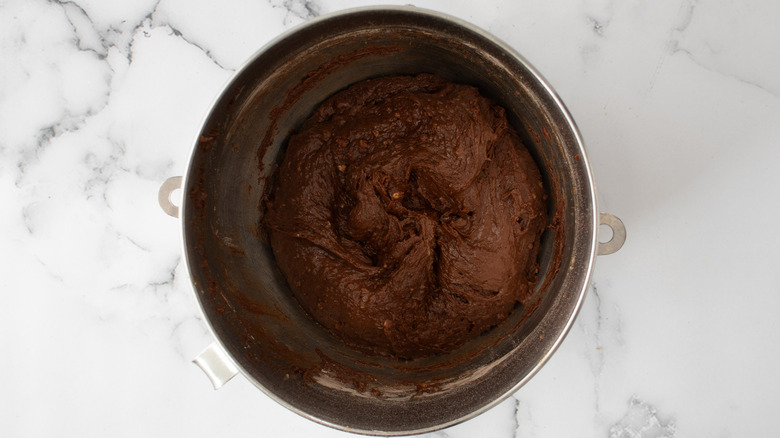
[264,74,547,359]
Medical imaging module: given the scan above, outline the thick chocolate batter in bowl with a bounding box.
[160,6,625,435]
[265,74,548,359]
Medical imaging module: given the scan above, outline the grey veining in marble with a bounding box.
[2,0,780,436]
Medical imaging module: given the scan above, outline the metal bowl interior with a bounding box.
[181,7,597,435]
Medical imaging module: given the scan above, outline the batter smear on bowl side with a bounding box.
[264,74,547,359]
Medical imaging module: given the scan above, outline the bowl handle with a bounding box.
[158,176,183,218]
[193,343,239,390]
[597,213,626,255]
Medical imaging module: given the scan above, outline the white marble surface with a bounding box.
[2,0,779,436]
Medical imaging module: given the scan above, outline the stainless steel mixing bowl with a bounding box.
[158,6,625,435]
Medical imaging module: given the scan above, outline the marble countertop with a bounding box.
[3,0,779,436]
